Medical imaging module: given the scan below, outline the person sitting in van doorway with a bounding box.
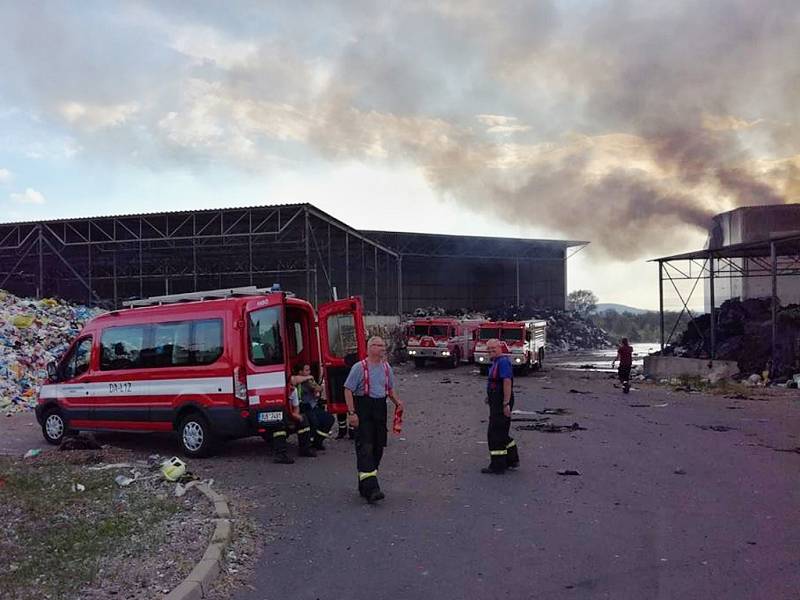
[290,363,335,451]
[344,336,404,504]
[272,382,317,464]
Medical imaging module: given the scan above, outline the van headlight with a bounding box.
[442,351,450,357]
[478,356,484,362]
[408,350,416,355]
[514,358,522,363]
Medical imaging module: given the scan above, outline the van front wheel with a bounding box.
[179,413,215,458]
[42,408,67,445]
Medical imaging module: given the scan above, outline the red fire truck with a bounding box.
[35,286,366,457]
[406,317,485,368]
[473,320,547,375]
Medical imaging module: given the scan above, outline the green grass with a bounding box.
[0,456,181,600]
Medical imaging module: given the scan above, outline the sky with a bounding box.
[1,1,798,310]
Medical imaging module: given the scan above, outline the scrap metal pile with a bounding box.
[0,290,101,415]
[661,297,800,378]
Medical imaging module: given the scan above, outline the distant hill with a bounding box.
[593,303,653,315]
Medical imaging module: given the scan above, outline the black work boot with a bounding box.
[481,466,505,474]
[274,453,294,464]
[299,447,318,458]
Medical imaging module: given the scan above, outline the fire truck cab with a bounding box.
[474,320,547,375]
[35,286,367,457]
[406,317,485,368]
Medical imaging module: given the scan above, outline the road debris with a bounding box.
[71,482,86,492]
[517,422,587,433]
[23,448,41,459]
[674,468,687,475]
[695,425,737,432]
[557,469,581,476]
[161,456,187,481]
[537,408,571,415]
[60,433,102,451]
[568,389,590,394]
[115,474,136,487]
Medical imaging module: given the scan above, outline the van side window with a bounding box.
[101,326,145,371]
[148,321,192,367]
[63,337,93,380]
[193,320,223,365]
[249,307,284,366]
[292,322,304,355]
[102,319,224,371]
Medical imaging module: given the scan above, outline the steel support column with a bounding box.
[374,246,378,313]
[397,255,403,316]
[515,257,520,305]
[304,208,311,299]
[659,261,665,351]
[345,233,350,297]
[709,255,716,360]
[771,241,778,376]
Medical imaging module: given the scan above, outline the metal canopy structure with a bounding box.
[0,203,583,314]
[651,233,800,366]
[0,204,401,313]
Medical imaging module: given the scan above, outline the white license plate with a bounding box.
[258,412,283,423]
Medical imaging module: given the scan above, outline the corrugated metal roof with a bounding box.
[0,202,586,250]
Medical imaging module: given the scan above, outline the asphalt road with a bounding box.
[5,364,800,599]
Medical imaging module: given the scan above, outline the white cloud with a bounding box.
[10,188,46,204]
[0,168,11,183]
[59,101,139,131]
[476,114,531,135]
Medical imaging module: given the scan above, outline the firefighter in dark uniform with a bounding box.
[343,336,404,503]
[482,338,519,474]
[272,381,317,464]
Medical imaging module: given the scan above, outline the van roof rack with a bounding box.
[124,286,292,308]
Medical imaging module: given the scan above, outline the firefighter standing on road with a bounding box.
[482,338,519,474]
[343,336,404,504]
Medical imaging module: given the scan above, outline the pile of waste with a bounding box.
[412,306,487,319]
[661,297,800,379]
[487,304,613,351]
[0,290,102,415]
[367,322,407,364]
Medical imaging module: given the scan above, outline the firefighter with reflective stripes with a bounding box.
[482,338,519,474]
[290,363,335,451]
[272,380,317,464]
[343,336,404,503]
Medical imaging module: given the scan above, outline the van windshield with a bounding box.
[479,328,499,340]
[501,329,524,341]
[249,306,284,366]
[429,325,448,337]
[413,325,429,336]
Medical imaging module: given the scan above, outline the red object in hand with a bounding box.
[392,406,404,434]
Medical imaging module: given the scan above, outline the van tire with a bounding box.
[42,407,67,445]
[479,365,489,376]
[179,413,216,458]
[414,358,426,369]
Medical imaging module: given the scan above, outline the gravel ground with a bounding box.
[0,446,215,600]
[2,356,799,599]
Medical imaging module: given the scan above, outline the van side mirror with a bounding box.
[47,361,58,382]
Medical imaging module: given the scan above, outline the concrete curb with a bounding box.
[163,483,233,600]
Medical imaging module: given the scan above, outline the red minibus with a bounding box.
[35,287,366,457]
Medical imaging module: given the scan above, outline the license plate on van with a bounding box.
[258,412,283,423]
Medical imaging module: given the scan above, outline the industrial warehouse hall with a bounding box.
[0,203,584,313]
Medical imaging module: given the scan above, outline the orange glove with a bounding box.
[392,405,404,434]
